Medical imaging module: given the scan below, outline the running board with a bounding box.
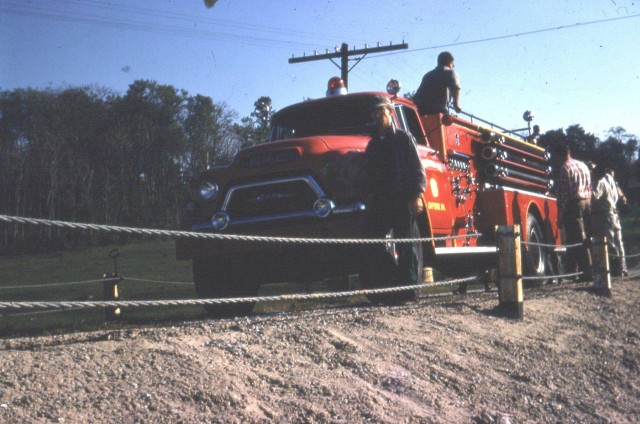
[434,246,564,255]
[435,246,497,255]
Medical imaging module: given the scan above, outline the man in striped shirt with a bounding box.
[554,143,592,280]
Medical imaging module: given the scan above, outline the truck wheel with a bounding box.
[524,214,547,287]
[361,221,423,304]
[192,257,259,318]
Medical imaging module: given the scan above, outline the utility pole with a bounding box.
[289,42,408,89]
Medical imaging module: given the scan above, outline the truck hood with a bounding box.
[232,135,370,167]
[240,135,370,156]
[193,135,370,184]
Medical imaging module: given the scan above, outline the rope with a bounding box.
[123,277,193,286]
[522,271,583,282]
[608,251,640,259]
[0,276,191,291]
[523,240,584,249]
[0,215,480,245]
[0,277,119,291]
[3,265,636,316]
[0,276,481,311]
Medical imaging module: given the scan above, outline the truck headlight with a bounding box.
[313,198,335,218]
[211,212,230,230]
[199,182,219,201]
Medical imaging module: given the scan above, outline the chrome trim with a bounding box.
[191,202,366,232]
[483,185,556,201]
[220,175,326,210]
[191,175,367,232]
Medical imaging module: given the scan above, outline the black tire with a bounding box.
[524,214,547,287]
[192,257,259,318]
[360,221,423,304]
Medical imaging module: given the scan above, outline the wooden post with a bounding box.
[423,267,434,284]
[591,237,612,297]
[496,225,523,319]
[416,267,434,297]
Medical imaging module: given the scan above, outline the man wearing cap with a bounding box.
[413,51,462,115]
[362,96,426,291]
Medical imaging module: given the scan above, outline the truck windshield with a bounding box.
[270,94,381,141]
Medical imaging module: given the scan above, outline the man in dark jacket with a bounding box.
[362,96,426,288]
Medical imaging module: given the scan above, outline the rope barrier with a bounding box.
[0,277,119,291]
[0,276,480,311]
[523,240,584,249]
[0,267,604,292]
[1,214,636,319]
[9,265,635,316]
[608,251,640,259]
[522,271,583,282]
[0,276,193,291]
[0,215,479,245]
[2,265,636,317]
[122,277,193,286]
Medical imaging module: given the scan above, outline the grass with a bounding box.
[620,209,640,256]
[0,240,201,337]
[0,239,372,337]
[2,207,638,338]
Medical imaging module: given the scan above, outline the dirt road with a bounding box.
[1,276,639,423]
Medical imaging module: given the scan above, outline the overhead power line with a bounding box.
[373,13,640,58]
[0,0,366,50]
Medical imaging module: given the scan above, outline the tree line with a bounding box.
[0,81,638,253]
[537,124,639,199]
[0,80,270,252]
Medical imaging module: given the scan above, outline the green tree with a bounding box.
[183,95,240,174]
[244,96,274,146]
[117,80,189,227]
[538,125,598,161]
[595,127,638,194]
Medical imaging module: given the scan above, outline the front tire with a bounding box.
[192,257,260,318]
[524,214,547,287]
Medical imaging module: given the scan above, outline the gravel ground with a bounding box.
[1,275,639,423]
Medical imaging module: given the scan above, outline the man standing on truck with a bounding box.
[554,143,593,281]
[413,51,462,115]
[362,96,426,291]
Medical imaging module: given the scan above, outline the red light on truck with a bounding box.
[326,77,347,96]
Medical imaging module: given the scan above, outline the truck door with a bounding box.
[394,105,453,233]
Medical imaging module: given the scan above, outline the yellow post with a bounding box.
[496,225,523,320]
[102,272,121,321]
[420,267,434,297]
[423,267,434,283]
[591,237,612,297]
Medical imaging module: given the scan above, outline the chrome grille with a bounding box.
[222,176,324,220]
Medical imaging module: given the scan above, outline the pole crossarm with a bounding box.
[288,42,408,64]
[288,42,408,88]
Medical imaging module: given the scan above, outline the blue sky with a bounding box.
[1,0,639,139]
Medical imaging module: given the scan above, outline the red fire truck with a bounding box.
[176,79,561,316]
